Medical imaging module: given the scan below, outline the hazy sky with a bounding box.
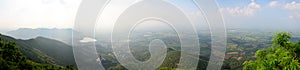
[0,0,299,32]
[218,0,300,31]
[0,0,80,31]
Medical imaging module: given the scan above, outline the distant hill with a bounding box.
[0,34,75,66]
[6,28,79,45]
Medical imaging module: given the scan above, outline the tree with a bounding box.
[243,31,300,70]
[0,37,26,70]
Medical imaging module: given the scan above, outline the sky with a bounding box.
[218,0,300,31]
[0,0,299,32]
[0,0,81,31]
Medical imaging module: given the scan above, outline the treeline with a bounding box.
[0,37,76,70]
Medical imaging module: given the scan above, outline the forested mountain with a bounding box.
[0,34,76,70]
[0,34,75,66]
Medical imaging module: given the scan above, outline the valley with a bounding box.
[1,28,300,70]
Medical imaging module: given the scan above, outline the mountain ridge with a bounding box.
[0,34,76,66]
[6,28,75,45]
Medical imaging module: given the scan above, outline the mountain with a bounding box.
[6,28,77,45]
[0,35,76,70]
[4,28,213,69]
[0,34,75,66]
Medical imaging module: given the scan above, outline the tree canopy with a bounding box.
[243,31,300,70]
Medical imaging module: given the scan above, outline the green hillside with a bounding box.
[0,35,75,70]
[0,34,75,66]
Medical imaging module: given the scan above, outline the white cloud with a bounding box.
[80,37,97,43]
[248,0,261,9]
[284,1,300,10]
[283,1,300,19]
[288,14,300,19]
[268,1,279,7]
[221,0,261,16]
[289,15,294,19]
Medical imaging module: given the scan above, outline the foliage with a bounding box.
[0,36,76,70]
[157,67,176,70]
[0,34,75,66]
[243,31,300,70]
